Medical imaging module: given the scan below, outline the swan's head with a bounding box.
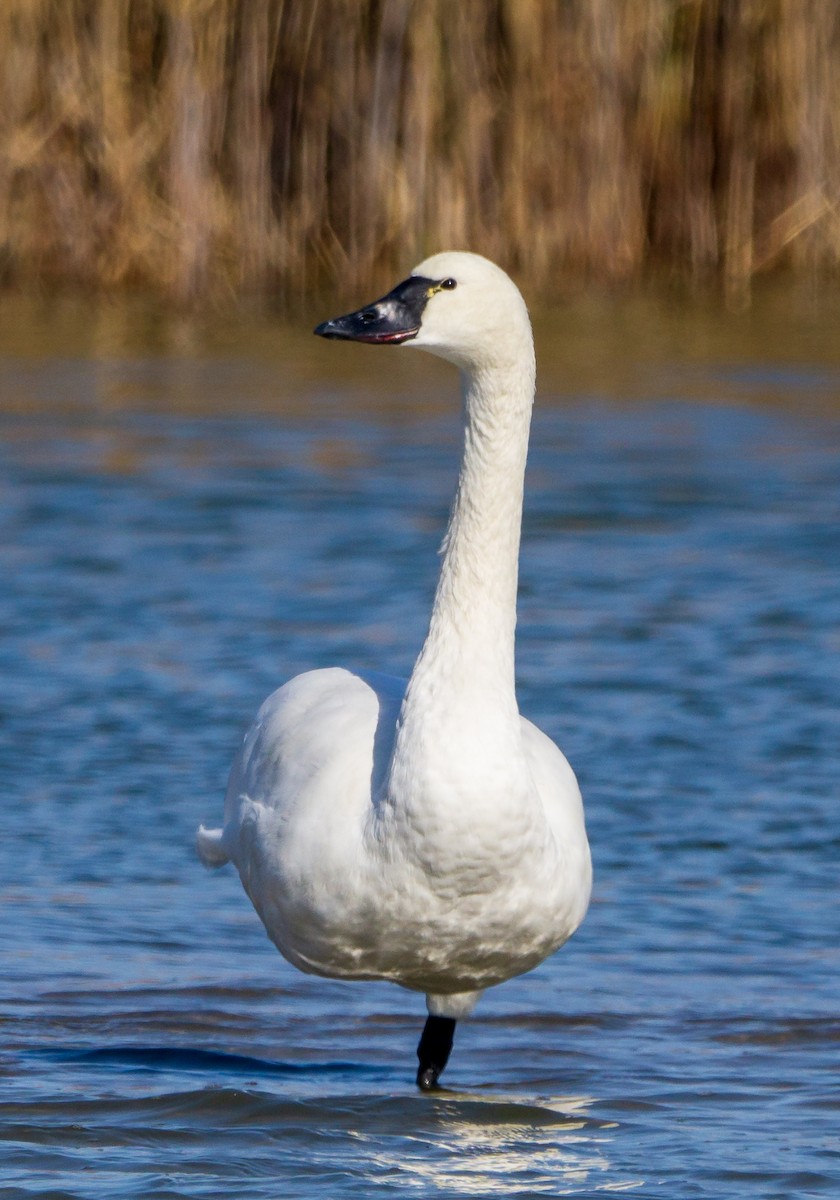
[314,251,532,373]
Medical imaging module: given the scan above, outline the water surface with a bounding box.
[1,291,839,1197]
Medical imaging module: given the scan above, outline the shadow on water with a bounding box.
[47,1046,383,1079]
[18,1012,627,1195]
[11,1048,622,1196]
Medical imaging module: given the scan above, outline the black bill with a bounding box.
[314,276,438,345]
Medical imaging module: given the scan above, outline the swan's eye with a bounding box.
[360,308,378,323]
[439,278,457,290]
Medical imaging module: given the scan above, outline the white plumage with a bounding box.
[197,251,592,1084]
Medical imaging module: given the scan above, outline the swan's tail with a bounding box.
[196,824,230,868]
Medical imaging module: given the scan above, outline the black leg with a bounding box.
[416,1015,456,1090]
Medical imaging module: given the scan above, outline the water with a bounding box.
[1,294,839,1198]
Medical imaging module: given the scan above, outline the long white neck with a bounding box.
[389,339,536,785]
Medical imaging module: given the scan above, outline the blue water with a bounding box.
[1,338,839,1197]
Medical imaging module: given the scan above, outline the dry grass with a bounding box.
[1,0,840,301]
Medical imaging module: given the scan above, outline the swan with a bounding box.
[197,251,592,1090]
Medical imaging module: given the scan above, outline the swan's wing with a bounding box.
[199,668,404,868]
[200,667,405,974]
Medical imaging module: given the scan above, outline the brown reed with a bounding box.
[1,0,839,302]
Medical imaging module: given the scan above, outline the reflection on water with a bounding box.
[4,280,840,418]
[1,290,839,1198]
[364,1095,623,1196]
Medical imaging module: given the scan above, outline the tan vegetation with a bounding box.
[1,0,840,302]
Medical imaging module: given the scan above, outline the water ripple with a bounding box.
[1,386,839,1197]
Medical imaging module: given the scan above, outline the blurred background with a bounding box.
[2,0,840,305]
[3,4,840,1199]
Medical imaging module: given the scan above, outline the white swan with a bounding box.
[197,252,592,1089]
